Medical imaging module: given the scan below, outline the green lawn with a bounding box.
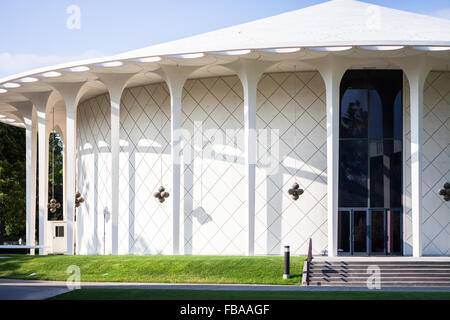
[50,289,450,300]
[0,254,304,285]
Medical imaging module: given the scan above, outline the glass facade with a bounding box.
[338,70,403,255]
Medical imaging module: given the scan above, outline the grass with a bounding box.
[0,254,304,285]
[50,289,450,300]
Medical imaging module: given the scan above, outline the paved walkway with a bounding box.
[0,279,449,300]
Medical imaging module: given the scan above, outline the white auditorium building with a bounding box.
[0,0,448,257]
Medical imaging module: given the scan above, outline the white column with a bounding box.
[11,101,36,254]
[157,65,198,255]
[410,77,425,257]
[23,92,52,255]
[225,59,274,256]
[315,57,350,258]
[30,110,38,254]
[49,83,86,255]
[95,73,136,255]
[391,55,431,257]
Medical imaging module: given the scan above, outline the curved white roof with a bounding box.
[121,0,450,59]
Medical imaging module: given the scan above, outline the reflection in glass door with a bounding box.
[338,209,402,255]
[353,210,367,254]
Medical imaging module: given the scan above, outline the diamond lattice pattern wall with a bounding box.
[404,71,450,256]
[255,72,327,255]
[77,94,112,254]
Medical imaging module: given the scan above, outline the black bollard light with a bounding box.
[283,246,290,279]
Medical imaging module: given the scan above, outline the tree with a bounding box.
[0,123,25,244]
[48,132,64,221]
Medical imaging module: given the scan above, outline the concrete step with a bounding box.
[308,276,450,280]
[309,274,450,279]
[311,269,450,273]
[310,265,450,270]
[304,259,450,287]
[308,281,450,287]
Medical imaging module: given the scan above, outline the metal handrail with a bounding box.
[306,238,313,286]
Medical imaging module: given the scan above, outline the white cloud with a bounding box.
[429,8,450,20]
[0,50,105,78]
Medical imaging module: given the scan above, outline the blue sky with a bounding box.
[0,0,449,77]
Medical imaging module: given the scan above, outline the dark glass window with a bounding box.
[388,210,401,253]
[340,71,368,138]
[368,70,403,139]
[55,226,64,237]
[338,211,350,253]
[353,211,367,253]
[371,210,385,253]
[369,140,402,208]
[339,70,402,209]
[339,140,368,207]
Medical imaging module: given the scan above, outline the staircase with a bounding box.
[303,259,450,287]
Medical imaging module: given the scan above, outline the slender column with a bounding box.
[23,92,52,255]
[410,77,425,257]
[225,59,275,256]
[314,57,350,258]
[95,73,136,255]
[156,65,198,255]
[11,102,36,254]
[30,110,37,254]
[390,55,431,257]
[49,83,86,255]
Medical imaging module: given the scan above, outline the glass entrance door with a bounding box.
[338,209,402,255]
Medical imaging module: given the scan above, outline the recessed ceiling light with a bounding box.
[360,46,404,51]
[214,49,251,56]
[18,77,39,83]
[67,66,90,72]
[0,89,7,93]
[3,82,21,88]
[95,61,123,67]
[170,53,204,59]
[41,71,62,78]
[134,56,162,63]
[310,46,353,52]
[260,48,301,53]
[412,46,450,52]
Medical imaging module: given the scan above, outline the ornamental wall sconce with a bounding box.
[75,192,85,208]
[438,182,450,202]
[47,198,61,213]
[288,182,304,201]
[153,186,170,203]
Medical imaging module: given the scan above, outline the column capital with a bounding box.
[48,82,87,112]
[223,58,276,87]
[9,101,33,123]
[307,55,353,85]
[155,65,199,96]
[22,91,52,114]
[94,72,137,100]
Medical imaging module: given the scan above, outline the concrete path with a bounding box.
[0,279,449,300]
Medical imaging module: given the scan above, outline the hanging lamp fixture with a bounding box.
[153,106,169,204]
[438,182,450,202]
[75,192,85,207]
[48,108,61,213]
[288,91,304,202]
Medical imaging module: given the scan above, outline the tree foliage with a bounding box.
[48,132,63,221]
[0,123,25,244]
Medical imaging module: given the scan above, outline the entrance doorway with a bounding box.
[338,209,402,255]
[337,70,403,256]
